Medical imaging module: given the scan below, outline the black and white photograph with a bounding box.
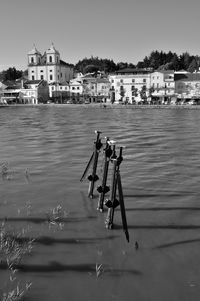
[1,0,200,300]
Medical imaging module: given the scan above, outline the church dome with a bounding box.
[28,45,41,55]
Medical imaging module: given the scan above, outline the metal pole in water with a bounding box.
[105,146,124,229]
[97,138,112,211]
[88,131,102,198]
[117,169,129,242]
[105,156,119,229]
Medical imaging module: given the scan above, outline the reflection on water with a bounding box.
[1,106,200,301]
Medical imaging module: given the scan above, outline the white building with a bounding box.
[28,44,74,84]
[0,80,49,104]
[109,68,152,104]
[150,70,175,103]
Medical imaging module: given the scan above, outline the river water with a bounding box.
[1,105,200,301]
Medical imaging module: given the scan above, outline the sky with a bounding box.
[1,0,200,71]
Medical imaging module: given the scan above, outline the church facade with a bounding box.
[27,44,74,84]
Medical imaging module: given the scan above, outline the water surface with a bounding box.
[1,105,200,301]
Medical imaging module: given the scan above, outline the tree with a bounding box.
[140,85,147,102]
[0,67,23,81]
[188,58,198,73]
[84,64,99,74]
[119,86,126,102]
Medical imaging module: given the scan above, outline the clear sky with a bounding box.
[1,0,200,71]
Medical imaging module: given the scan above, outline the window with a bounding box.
[32,70,34,73]
[72,87,75,90]
[50,70,52,72]
[32,75,35,80]
[157,83,159,88]
[120,79,123,83]
[143,79,146,83]
[31,57,34,63]
[52,87,54,90]
[132,79,135,83]
[111,80,114,83]
[49,56,52,63]
[77,87,79,90]
[41,75,44,80]
[120,85,124,90]
[40,70,43,72]
[131,85,135,90]
[50,75,53,80]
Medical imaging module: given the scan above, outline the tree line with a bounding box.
[74,51,200,74]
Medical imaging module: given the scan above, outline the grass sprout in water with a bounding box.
[0,275,32,301]
[1,162,13,181]
[0,222,33,300]
[0,222,34,266]
[96,263,104,278]
[46,205,68,230]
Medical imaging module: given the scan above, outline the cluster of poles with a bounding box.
[80,131,129,243]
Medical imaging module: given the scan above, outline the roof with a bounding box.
[46,43,59,55]
[3,80,21,89]
[28,45,41,56]
[154,70,174,74]
[25,80,42,85]
[96,78,110,83]
[174,73,200,81]
[115,68,152,74]
[60,59,74,68]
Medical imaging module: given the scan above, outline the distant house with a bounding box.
[20,80,49,104]
[0,80,49,104]
[0,80,21,104]
[49,82,70,102]
[150,70,175,104]
[174,72,200,101]
[109,68,152,104]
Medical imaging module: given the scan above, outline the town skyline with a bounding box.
[1,0,200,71]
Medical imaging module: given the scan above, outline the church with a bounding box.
[27,44,74,84]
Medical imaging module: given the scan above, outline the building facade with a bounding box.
[150,71,175,103]
[0,80,49,104]
[109,69,152,104]
[28,44,74,84]
[174,72,200,102]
